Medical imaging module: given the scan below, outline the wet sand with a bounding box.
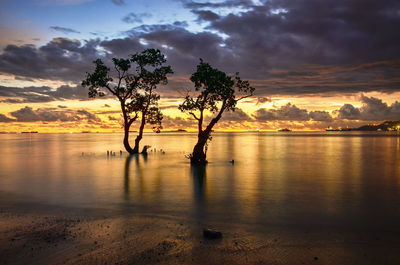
[1,197,400,265]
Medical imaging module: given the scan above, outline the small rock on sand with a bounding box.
[203,229,222,239]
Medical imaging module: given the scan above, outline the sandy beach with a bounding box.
[1,196,400,265]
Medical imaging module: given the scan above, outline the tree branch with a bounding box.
[128,113,138,127]
[205,99,226,133]
[189,112,200,120]
[116,69,125,92]
[198,109,204,133]
[237,94,253,101]
[105,84,117,96]
[123,74,139,100]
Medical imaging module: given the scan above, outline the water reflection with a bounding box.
[123,154,149,202]
[191,165,207,204]
[123,155,135,200]
[191,165,207,222]
[1,132,400,232]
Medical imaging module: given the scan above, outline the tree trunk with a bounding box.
[120,100,137,155]
[133,113,146,154]
[190,132,209,165]
[190,104,226,165]
[123,123,136,154]
[132,136,141,154]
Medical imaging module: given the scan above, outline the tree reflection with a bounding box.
[123,154,147,201]
[190,165,207,220]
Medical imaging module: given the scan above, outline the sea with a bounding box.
[1,132,400,234]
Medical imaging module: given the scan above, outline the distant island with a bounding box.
[327,120,400,132]
[161,129,187,133]
[278,128,292,132]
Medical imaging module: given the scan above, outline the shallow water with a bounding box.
[1,132,400,233]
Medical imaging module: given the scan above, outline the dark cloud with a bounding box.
[110,0,125,6]
[192,10,220,22]
[182,0,400,94]
[142,28,223,58]
[254,103,310,121]
[77,109,100,122]
[0,38,102,82]
[253,103,333,122]
[204,0,400,66]
[172,21,189,28]
[161,115,194,128]
[10,106,60,122]
[124,24,227,75]
[220,108,252,122]
[50,26,80,34]
[0,98,25,103]
[108,115,118,121]
[0,113,15,122]
[9,106,100,123]
[181,0,252,9]
[242,60,400,96]
[0,85,89,103]
[309,110,333,122]
[122,12,152,24]
[1,0,400,98]
[256,97,271,105]
[337,95,400,121]
[337,104,362,120]
[100,37,144,57]
[58,105,67,108]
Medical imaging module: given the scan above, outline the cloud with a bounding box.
[253,103,334,122]
[0,38,102,82]
[110,0,125,6]
[77,109,100,122]
[309,110,333,122]
[192,10,220,22]
[256,97,271,105]
[0,85,89,103]
[181,0,400,94]
[0,114,15,122]
[203,0,400,67]
[254,103,310,121]
[126,24,227,73]
[337,95,400,121]
[9,106,100,123]
[122,13,152,24]
[161,115,194,128]
[38,0,94,5]
[50,26,80,34]
[181,0,252,10]
[337,104,361,120]
[1,0,400,98]
[100,37,144,57]
[220,108,252,122]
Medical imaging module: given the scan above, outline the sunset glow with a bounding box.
[1,0,399,132]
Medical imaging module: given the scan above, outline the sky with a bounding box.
[0,0,399,132]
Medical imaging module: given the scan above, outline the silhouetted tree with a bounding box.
[82,49,173,154]
[179,59,254,164]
